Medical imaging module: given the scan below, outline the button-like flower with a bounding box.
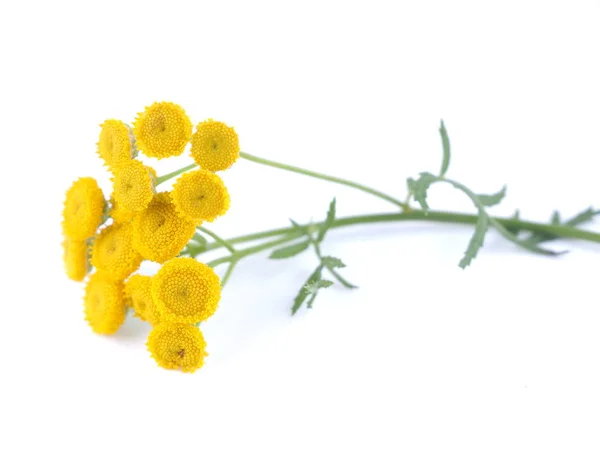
[171,169,230,223]
[151,257,221,324]
[97,119,134,172]
[131,192,197,263]
[112,160,156,212]
[133,102,192,158]
[62,238,89,282]
[62,177,106,240]
[84,272,126,334]
[91,222,142,281]
[125,275,161,325]
[146,322,208,372]
[190,119,239,172]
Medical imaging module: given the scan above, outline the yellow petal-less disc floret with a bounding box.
[112,160,156,212]
[133,102,192,159]
[190,119,240,172]
[146,322,208,372]
[84,272,126,335]
[124,275,161,325]
[62,177,106,240]
[91,222,143,280]
[109,195,137,224]
[151,257,221,324]
[62,238,90,282]
[131,192,197,263]
[97,119,134,172]
[170,169,230,223]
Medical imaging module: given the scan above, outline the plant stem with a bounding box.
[239,151,409,210]
[208,235,302,267]
[220,260,238,287]
[200,209,600,257]
[198,226,236,253]
[155,163,196,186]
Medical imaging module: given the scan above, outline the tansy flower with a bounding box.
[91,222,143,280]
[124,275,161,325]
[97,119,134,172]
[133,102,192,158]
[170,169,230,223]
[146,322,208,372]
[131,192,197,263]
[109,195,136,224]
[190,119,240,172]
[112,160,156,212]
[62,238,89,282]
[62,177,106,240]
[84,272,126,334]
[151,257,221,324]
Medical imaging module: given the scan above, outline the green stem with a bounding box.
[201,209,600,257]
[239,151,409,210]
[220,260,238,287]
[208,235,302,267]
[198,226,236,253]
[155,163,196,186]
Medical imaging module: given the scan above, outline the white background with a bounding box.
[1,0,600,448]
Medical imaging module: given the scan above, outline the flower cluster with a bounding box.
[61,101,240,372]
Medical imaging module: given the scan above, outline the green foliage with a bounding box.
[439,120,451,177]
[321,256,345,269]
[291,266,324,315]
[477,186,507,207]
[459,214,488,269]
[317,198,336,243]
[269,241,310,259]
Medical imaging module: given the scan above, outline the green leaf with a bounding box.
[551,211,561,225]
[306,279,334,308]
[565,207,599,226]
[477,185,507,207]
[269,240,310,259]
[521,207,600,246]
[491,218,567,256]
[305,279,334,295]
[328,268,358,289]
[459,214,489,269]
[321,256,346,269]
[317,198,336,243]
[439,120,451,177]
[291,266,323,315]
[410,172,438,210]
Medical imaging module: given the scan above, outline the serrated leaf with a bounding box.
[291,266,323,315]
[317,198,336,243]
[305,279,334,295]
[269,240,310,259]
[328,268,358,289]
[306,279,333,308]
[477,185,507,207]
[491,218,567,256]
[439,120,451,177]
[565,207,599,226]
[459,214,489,269]
[411,172,438,210]
[321,255,345,269]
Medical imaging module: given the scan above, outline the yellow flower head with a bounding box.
[170,169,230,223]
[132,192,197,263]
[97,119,134,172]
[91,222,143,280]
[62,237,90,282]
[84,272,126,334]
[112,160,156,212]
[109,195,137,224]
[133,102,192,159]
[146,322,208,372]
[124,275,161,325]
[151,257,221,324]
[190,119,240,172]
[62,177,106,240]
